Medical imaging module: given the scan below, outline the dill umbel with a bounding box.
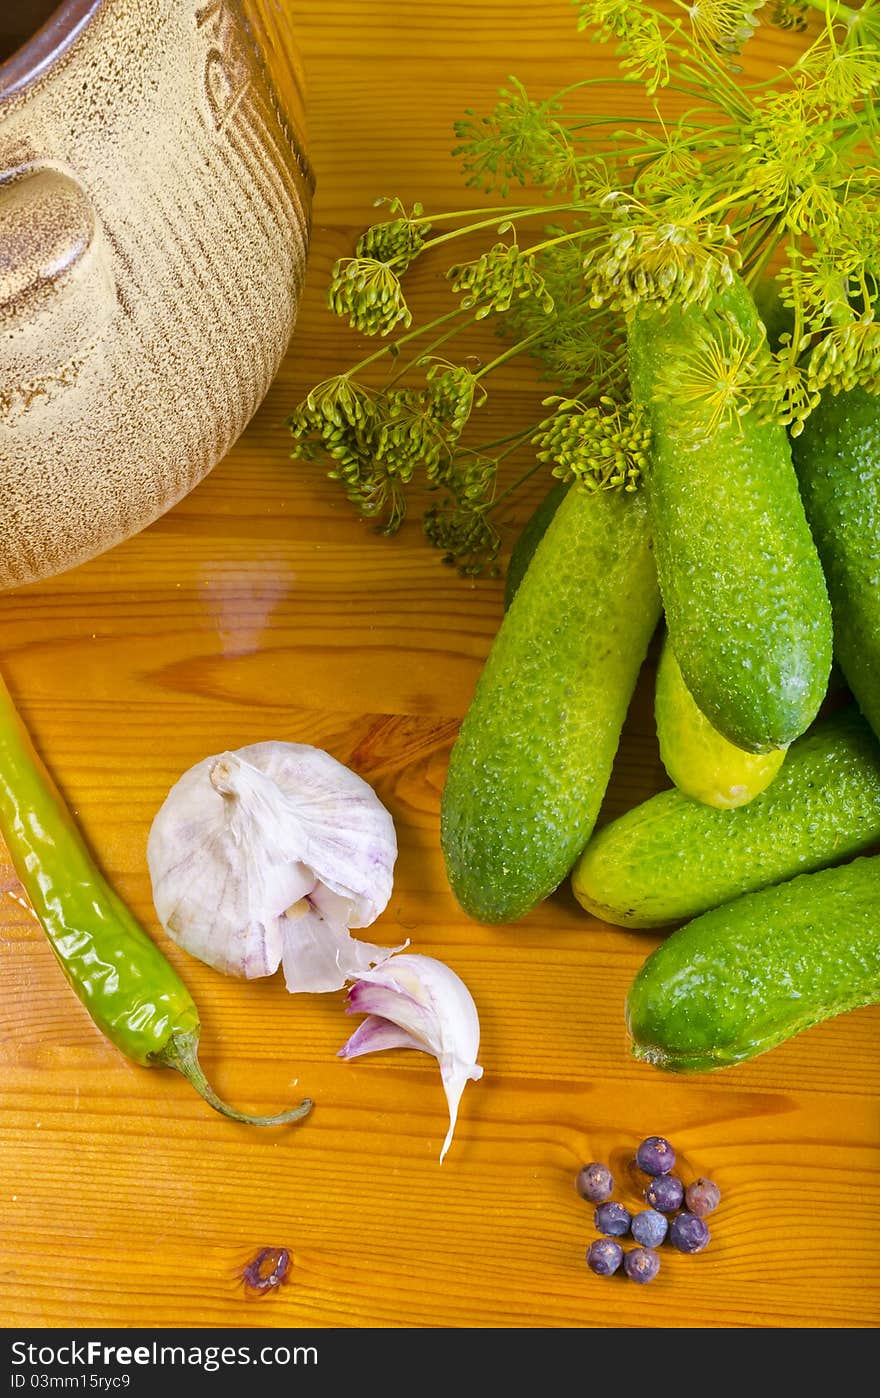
[289,0,880,574]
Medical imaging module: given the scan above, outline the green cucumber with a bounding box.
[654,634,785,809]
[626,855,880,1072]
[790,385,880,741]
[441,485,661,924]
[627,276,832,752]
[752,278,794,353]
[503,480,569,609]
[571,706,880,927]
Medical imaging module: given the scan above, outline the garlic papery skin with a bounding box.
[338,953,483,1163]
[147,742,400,993]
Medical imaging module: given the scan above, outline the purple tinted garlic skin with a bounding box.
[338,953,483,1164]
[146,743,401,993]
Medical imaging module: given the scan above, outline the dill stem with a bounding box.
[423,204,579,253]
[691,184,762,222]
[564,113,723,134]
[797,0,857,22]
[667,123,741,145]
[524,226,599,259]
[659,82,728,108]
[384,319,471,390]
[783,234,809,364]
[542,75,654,105]
[564,113,668,126]
[486,457,550,515]
[463,425,536,456]
[347,308,469,378]
[739,218,783,284]
[677,66,753,119]
[474,330,545,380]
[493,428,537,465]
[408,205,534,225]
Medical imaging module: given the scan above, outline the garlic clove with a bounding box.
[280,902,402,995]
[147,741,399,991]
[338,953,483,1163]
[246,745,396,930]
[437,1058,483,1167]
[337,1015,427,1058]
[344,979,439,1045]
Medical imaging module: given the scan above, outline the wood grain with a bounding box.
[1,0,879,1331]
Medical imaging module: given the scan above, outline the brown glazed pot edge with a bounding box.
[0,2,104,100]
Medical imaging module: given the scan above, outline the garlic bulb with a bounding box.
[338,953,483,1162]
[147,742,400,993]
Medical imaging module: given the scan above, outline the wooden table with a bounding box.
[1,1,878,1331]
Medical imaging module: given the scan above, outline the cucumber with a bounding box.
[503,480,569,609]
[654,634,785,809]
[571,706,880,927]
[790,385,880,741]
[627,276,832,752]
[752,278,794,353]
[441,485,661,924]
[626,855,880,1072]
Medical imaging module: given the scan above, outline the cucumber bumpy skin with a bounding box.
[441,485,661,924]
[654,634,785,810]
[791,385,880,743]
[572,706,880,928]
[628,277,832,753]
[503,480,569,610]
[626,855,880,1073]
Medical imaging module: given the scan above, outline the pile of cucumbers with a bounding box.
[441,274,880,1073]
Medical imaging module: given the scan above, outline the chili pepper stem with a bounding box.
[159,1029,314,1126]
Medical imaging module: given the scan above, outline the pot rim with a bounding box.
[0,0,103,104]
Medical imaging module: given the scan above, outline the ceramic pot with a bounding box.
[0,0,313,590]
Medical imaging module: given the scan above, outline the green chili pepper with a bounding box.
[0,673,312,1127]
